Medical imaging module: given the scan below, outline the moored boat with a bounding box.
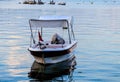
[28,15,77,64]
[58,2,66,5]
[38,0,44,4]
[49,0,55,4]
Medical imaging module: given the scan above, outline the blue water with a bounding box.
[0,0,120,82]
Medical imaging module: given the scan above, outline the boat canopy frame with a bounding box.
[29,16,75,46]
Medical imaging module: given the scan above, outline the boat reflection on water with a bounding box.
[28,54,76,81]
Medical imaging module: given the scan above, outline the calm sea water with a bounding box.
[0,0,120,82]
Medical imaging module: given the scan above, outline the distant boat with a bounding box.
[38,0,44,4]
[58,2,66,5]
[23,0,36,4]
[23,0,44,4]
[49,0,55,4]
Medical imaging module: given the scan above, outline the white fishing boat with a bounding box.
[28,15,77,64]
[38,0,44,4]
[49,0,55,4]
[58,2,66,5]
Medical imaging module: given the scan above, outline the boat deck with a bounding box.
[34,42,67,49]
[29,41,77,51]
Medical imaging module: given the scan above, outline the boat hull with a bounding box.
[28,41,77,64]
[28,41,77,58]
